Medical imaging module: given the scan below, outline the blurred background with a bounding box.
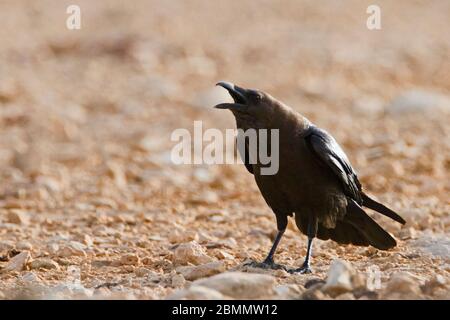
[0,0,448,299]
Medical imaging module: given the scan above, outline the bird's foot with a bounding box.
[244,258,286,271]
[288,263,312,274]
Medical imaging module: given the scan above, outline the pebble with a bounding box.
[166,285,226,300]
[171,273,186,287]
[1,251,31,273]
[382,272,422,299]
[57,241,87,257]
[321,259,366,297]
[16,241,33,251]
[274,284,304,299]
[397,227,417,240]
[191,272,276,299]
[29,258,60,270]
[173,241,213,266]
[20,271,40,282]
[135,267,155,277]
[176,261,226,281]
[411,235,449,260]
[120,253,140,266]
[7,209,30,225]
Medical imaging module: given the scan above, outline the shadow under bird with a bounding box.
[214,81,406,273]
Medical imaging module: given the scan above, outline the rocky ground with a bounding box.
[0,1,449,299]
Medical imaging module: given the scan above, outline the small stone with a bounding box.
[191,271,276,299]
[215,250,234,260]
[57,241,87,257]
[20,271,40,282]
[302,283,328,300]
[173,241,213,266]
[166,285,226,300]
[120,253,140,266]
[382,272,422,299]
[16,241,33,251]
[135,267,152,277]
[304,278,326,289]
[171,273,186,287]
[141,257,153,265]
[7,209,30,225]
[30,258,59,270]
[274,284,304,299]
[46,242,60,255]
[1,251,31,273]
[321,259,365,297]
[411,235,449,260]
[397,227,417,240]
[168,229,199,244]
[83,235,93,247]
[176,261,226,281]
[0,241,14,251]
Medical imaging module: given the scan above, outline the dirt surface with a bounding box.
[0,1,449,299]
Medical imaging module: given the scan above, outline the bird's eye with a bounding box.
[251,92,262,101]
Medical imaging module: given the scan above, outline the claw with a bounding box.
[288,263,312,274]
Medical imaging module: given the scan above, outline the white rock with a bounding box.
[322,259,365,297]
[166,285,226,300]
[382,272,422,299]
[191,271,276,299]
[411,234,449,260]
[173,241,213,266]
[30,258,59,270]
[1,251,31,273]
[176,261,225,281]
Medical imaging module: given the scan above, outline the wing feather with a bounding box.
[305,127,362,204]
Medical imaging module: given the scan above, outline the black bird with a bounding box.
[214,81,405,273]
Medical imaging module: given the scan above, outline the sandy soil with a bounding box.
[0,0,449,299]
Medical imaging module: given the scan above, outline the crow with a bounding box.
[214,81,405,273]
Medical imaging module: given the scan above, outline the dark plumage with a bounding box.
[214,81,405,273]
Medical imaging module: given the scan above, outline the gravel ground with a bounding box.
[0,1,449,300]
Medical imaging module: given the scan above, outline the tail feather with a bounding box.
[346,199,397,250]
[362,192,406,225]
[317,221,370,247]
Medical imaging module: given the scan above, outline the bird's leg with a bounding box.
[245,215,287,270]
[245,229,286,270]
[289,216,318,274]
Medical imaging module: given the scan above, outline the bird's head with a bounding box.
[214,81,284,128]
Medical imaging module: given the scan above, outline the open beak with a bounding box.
[214,81,248,111]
